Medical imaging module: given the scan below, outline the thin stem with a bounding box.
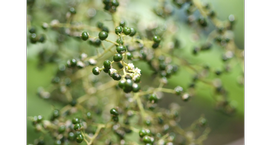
[105,39,119,45]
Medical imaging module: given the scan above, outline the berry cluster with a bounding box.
[27,0,243,144]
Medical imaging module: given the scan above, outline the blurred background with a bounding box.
[27,0,244,144]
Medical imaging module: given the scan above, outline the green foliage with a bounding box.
[27,0,244,144]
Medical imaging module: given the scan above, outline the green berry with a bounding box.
[37,115,43,123]
[52,109,60,119]
[174,86,183,95]
[98,31,108,40]
[110,108,119,116]
[30,33,38,43]
[215,70,222,75]
[102,26,109,33]
[71,59,77,67]
[116,38,124,45]
[201,43,212,51]
[197,17,208,27]
[69,7,76,14]
[152,42,159,49]
[37,140,45,145]
[209,10,216,17]
[72,118,80,124]
[116,45,126,53]
[129,27,136,36]
[103,60,111,69]
[159,62,166,70]
[123,27,131,35]
[76,133,84,143]
[133,75,141,83]
[112,116,119,122]
[112,0,119,7]
[115,26,123,35]
[149,94,158,103]
[143,136,152,143]
[193,46,200,55]
[29,27,36,33]
[73,123,81,131]
[125,79,133,90]
[103,68,110,73]
[58,125,66,133]
[104,4,111,11]
[70,99,77,106]
[92,67,100,75]
[81,31,89,41]
[94,39,101,46]
[97,21,104,29]
[119,20,126,27]
[132,83,140,92]
[54,140,62,145]
[118,79,126,88]
[113,53,123,62]
[38,34,46,43]
[145,120,151,126]
[68,132,75,141]
[199,118,207,127]
[86,112,92,119]
[153,35,161,43]
[117,62,124,69]
[126,52,133,60]
[139,129,146,137]
[112,73,122,80]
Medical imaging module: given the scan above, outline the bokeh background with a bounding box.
[27,0,244,144]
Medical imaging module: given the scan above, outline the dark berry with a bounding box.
[143,136,152,143]
[52,109,60,119]
[72,118,80,124]
[81,31,89,41]
[118,79,126,88]
[119,20,126,27]
[102,26,109,33]
[139,129,146,137]
[129,27,136,36]
[149,94,158,103]
[86,112,92,119]
[115,26,123,35]
[97,21,104,29]
[116,38,124,45]
[92,67,100,75]
[29,27,36,33]
[98,31,108,40]
[112,116,119,122]
[132,83,140,92]
[76,134,84,143]
[58,125,66,133]
[69,7,76,14]
[153,35,161,43]
[110,108,119,116]
[123,27,131,35]
[116,45,126,53]
[113,53,123,62]
[30,33,38,43]
[111,0,119,7]
[112,73,122,80]
[68,132,75,141]
[73,123,81,131]
[126,52,133,60]
[152,42,159,49]
[133,75,141,83]
[103,60,111,69]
